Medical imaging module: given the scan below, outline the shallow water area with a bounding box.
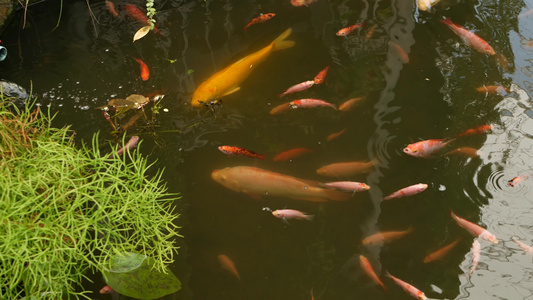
[1,0,533,299]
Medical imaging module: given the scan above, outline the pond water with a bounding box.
[2,0,533,299]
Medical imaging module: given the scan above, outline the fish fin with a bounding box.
[305,215,315,221]
[257,154,266,160]
[440,18,454,26]
[244,191,263,201]
[282,218,290,225]
[272,28,295,51]
[222,87,241,96]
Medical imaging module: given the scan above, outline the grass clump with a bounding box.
[0,97,181,299]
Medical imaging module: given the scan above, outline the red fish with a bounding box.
[391,42,409,63]
[313,65,330,84]
[403,139,453,158]
[218,145,266,160]
[244,13,275,31]
[105,0,119,17]
[383,183,428,201]
[445,147,481,157]
[270,102,292,115]
[218,254,240,280]
[449,210,498,244]
[457,124,492,137]
[290,99,336,110]
[365,24,378,40]
[125,5,162,35]
[326,128,346,142]
[278,80,315,98]
[424,238,462,263]
[440,18,496,55]
[339,97,364,112]
[117,136,139,156]
[316,160,376,177]
[476,85,509,94]
[99,285,114,294]
[291,0,318,6]
[469,239,480,275]
[272,148,314,162]
[336,23,364,36]
[508,175,529,187]
[385,271,427,300]
[362,227,414,245]
[359,255,387,291]
[134,57,150,81]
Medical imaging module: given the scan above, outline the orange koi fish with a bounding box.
[449,210,498,244]
[273,148,314,162]
[192,28,294,107]
[476,85,509,94]
[125,5,163,35]
[313,65,330,84]
[270,102,292,115]
[291,0,318,6]
[211,166,350,202]
[362,227,414,245]
[423,238,461,263]
[218,145,266,160]
[445,147,480,157]
[403,138,453,158]
[391,42,409,63]
[117,136,139,156]
[457,124,492,137]
[336,23,364,36]
[417,0,439,11]
[469,240,480,275]
[290,99,336,110]
[385,271,427,300]
[316,160,376,177]
[383,183,428,201]
[365,24,378,40]
[218,254,241,280]
[99,285,114,294]
[512,237,533,254]
[105,0,119,17]
[134,57,150,81]
[272,209,314,221]
[278,80,315,98]
[326,129,346,142]
[244,13,275,31]
[359,255,388,291]
[509,175,528,187]
[440,18,496,55]
[339,97,364,112]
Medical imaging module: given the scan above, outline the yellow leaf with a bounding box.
[133,26,151,42]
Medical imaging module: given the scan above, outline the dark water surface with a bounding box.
[2,0,533,299]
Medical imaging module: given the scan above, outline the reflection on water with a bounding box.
[2,0,533,299]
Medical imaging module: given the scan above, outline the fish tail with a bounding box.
[440,18,454,26]
[257,154,266,160]
[305,214,315,221]
[271,28,295,51]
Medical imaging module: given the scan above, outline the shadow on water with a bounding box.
[2,0,533,299]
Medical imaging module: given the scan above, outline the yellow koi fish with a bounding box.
[191,28,295,108]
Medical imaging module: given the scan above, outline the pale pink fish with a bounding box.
[319,181,370,192]
[279,80,315,98]
[469,239,480,275]
[117,136,139,155]
[512,237,533,254]
[290,99,336,110]
[272,209,314,221]
[449,210,498,244]
[383,183,428,201]
[385,271,427,300]
[403,138,454,158]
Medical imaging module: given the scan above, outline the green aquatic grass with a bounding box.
[0,97,181,299]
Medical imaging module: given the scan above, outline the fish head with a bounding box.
[191,85,218,108]
[403,145,420,157]
[417,293,428,300]
[360,183,371,191]
[418,183,428,192]
[272,210,284,218]
[336,30,347,36]
[211,168,241,191]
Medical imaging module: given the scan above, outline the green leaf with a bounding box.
[103,252,181,300]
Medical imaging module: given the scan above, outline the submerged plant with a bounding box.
[0,96,181,299]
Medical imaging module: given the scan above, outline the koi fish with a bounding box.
[105,0,119,17]
[270,102,292,115]
[449,210,498,244]
[192,28,294,107]
[385,271,427,300]
[244,13,275,31]
[469,240,480,275]
[218,145,266,160]
[445,147,481,157]
[290,99,336,110]
[383,183,428,201]
[391,42,409,63]
[218,254,240,280]
[211,166,350,202]
[319,181,370,192]
[125,5,163,35]
[359,255,387,291]
[273,148,314,162]
[362,227,414,245]
[272,209,314,221]
[291,0,318,6]
[423,238,461,263]
[440,18,496,55]
[99,285,114,294]
[278,80,315,98]
[326,129,346,142]
[403,139,453,158]
[417,0,439,11]
[508,175,528,187]
[313,65,330,84]
[336,23,364,36]
[457,124,492,137]
[134,58,150,81]
[339,97,364,112]
[476,85,509,94]
[117,136,139,156]
[365,24,378,40]
[316,160,376,177]
[512,237,533,254]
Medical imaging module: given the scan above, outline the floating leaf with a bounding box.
[166,58,176,63]
[187,69,194,75]
[133,26,151,42]
[103,252,181,300]
[126,94,150,108]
